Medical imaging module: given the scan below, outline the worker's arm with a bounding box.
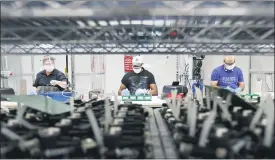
[148,73,158,96]
[238,82,245,91]
[118,74,128,95]
[56,81,67,89]
[237,70,245,91]
[210,81,219,88]
[149,84,158,96]
[118,84,127,96]
[56,72,68,89]
[210,69,220,88]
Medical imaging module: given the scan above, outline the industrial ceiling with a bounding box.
[1,0,274,55]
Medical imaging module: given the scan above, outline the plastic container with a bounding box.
[38,92,72,103]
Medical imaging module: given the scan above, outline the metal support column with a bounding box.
[65,54,69,90]
[176,55,179,81]
[71,54,75,96]
[1,56,8,88]
[31,55,35,82]
[249,56,252,93]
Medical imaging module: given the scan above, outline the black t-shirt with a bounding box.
[121,69,156,94]
[33,69,68,91]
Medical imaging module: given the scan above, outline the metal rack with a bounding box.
[1,0,274,55]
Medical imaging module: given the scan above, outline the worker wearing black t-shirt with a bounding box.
[118,56,158,96]
[33,56,68,93]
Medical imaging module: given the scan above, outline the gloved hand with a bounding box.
[225,86,235,93]
[135,89,149,95]
[50,80,58,86]
[121,89,130,96]
[28,91,37,95]
[234,87,242,94]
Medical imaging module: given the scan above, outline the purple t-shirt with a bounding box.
[211,65,244,89]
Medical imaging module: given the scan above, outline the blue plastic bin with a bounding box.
[38,92,72,103]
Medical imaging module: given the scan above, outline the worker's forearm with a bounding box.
[210,83,219,88]
[57,81,67,89]
[118,90,122,96]
[239,84,245,91]
[149,90,158,96]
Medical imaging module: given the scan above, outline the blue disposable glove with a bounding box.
[28,91,36,95]
[121,89,130,96]
[225,86,235,93]
[234,88,242,94]
[135,89,149,96]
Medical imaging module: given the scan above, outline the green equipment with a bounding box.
[122,95,152,101]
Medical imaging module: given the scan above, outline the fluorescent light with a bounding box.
[131,20,141,25]
[87,20,96,26]
[165,20,176,26]
[154,20,164,26]
[214,20,221,24]
[39,44,53,48]
[120,20,130,25]
[143,20,154,25]
[32,22,42,26]
[223,20,232,25]
[77,20,86,27]
[109,21,119,26]
[235,21,245,25]
[98,21,108,26]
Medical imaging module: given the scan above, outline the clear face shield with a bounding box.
[43,57,55,72]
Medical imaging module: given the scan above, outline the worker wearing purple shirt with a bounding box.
[210,56,245,94]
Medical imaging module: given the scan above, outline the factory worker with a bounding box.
[33,56,68,92]
[210,55,245,94]
[118,56,158,96]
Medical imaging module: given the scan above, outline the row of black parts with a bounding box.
[160,102,274,159]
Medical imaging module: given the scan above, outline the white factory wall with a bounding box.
[105,55,125,94]
[3,54,274,95]
[250,56,274,93]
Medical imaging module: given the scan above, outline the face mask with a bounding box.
[225,63,235,70]
[133,68,142,74]
[44,65,54,72]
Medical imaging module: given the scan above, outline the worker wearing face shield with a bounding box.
[118,56,158,96]
[33,56,68,93]
[210,56,245,94]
